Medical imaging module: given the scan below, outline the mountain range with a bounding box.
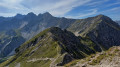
[0,12,76,58]
[0,12,120,67]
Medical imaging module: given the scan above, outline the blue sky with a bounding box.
[0,0,120,20]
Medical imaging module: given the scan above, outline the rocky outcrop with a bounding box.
[57,54,74,66]
[68,46,120,67]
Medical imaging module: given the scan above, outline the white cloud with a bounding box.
[0,0,23,9]
[0,0,30,16]
[77,9,97,18]
[48,0,91,16]
[0,0,91,17]
[86,0,108,6]
[21,0,92,16]
[0,0,119,20]
[100,7,120,13]
[66,9,98,18]
[110,7,120,11]
[107,2,120,7]
[0,13,16,17]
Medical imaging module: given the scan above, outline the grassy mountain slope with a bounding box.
[0,27,95,67]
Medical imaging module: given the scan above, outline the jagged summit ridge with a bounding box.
[20,12,52,17]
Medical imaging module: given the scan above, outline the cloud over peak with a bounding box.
[0,0,120,20]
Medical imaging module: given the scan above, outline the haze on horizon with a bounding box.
[0,0,120,20]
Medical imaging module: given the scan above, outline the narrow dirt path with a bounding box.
[27,58,54,62]
[50,45,60,67]
[27,45,61,67]
[15,63,20,67]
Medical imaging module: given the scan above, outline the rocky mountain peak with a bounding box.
[97,14,105,17]
[97,14,120,28]
[43,12,53,17]
[95,14,113,22]
[27,12,36,17]
[15,14,25,19]
[15,13,23,17]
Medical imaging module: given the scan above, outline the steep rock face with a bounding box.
[67,15,120,50]
[0,36,25,57]
[48,27,95,59]
[87,21,120,49]
[0,30,25,58]
[86,15,120,50]
[0,27,95,67]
